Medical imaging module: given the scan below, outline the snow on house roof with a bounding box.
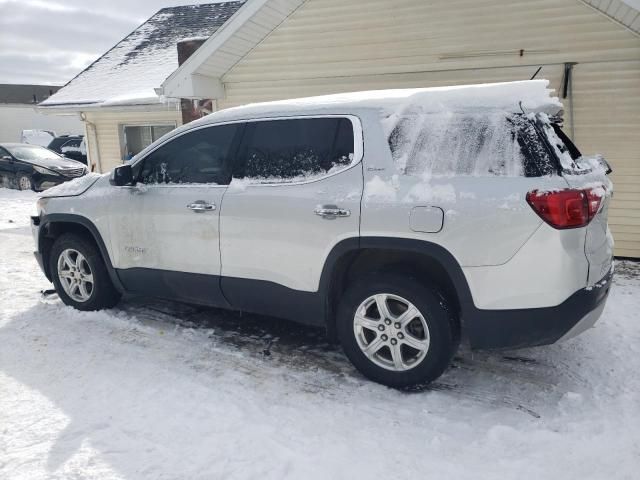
[39,2,245,110]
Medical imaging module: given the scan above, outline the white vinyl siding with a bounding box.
[83,108,181,173]
[217,0,640,257]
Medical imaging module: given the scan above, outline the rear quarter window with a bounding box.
[387,112,557,177]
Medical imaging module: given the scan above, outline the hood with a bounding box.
[4,144,85,171]
[30,156,85,170]
[39,172,104,198]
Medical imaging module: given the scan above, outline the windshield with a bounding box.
[7,145,63,163]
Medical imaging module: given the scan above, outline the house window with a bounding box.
[120,124,176,161]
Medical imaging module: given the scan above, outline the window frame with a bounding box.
[119,122,177,163]
[232,114,363,187]
[131,114,363,189]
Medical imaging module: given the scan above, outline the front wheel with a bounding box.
[17,174,33,191]
[337,274,458,388]
[49,233,121,311]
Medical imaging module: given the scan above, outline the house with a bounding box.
[0,84,82,143]
[38,2,246,172]
[157,0,640,258]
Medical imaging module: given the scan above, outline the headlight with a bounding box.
[33,165,57,175]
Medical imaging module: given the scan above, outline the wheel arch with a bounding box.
[39,214,124,292]
[320,237,474,341]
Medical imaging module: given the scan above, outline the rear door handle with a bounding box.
[315,205,351,218]
[187,200,216,212]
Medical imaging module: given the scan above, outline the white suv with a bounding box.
[31,80,614,387]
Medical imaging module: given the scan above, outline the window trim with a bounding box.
[233,114,363,187]
[131,114,363,189]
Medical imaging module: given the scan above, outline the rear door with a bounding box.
[219,116,363,315]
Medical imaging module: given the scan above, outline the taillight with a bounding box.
[526,187,603,229]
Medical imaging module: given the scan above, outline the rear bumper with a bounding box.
[467,268,612,350]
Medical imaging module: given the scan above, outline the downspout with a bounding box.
[81,112,102,173]
[562,62,577,139]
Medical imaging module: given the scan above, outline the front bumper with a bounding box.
[467,269,613,350]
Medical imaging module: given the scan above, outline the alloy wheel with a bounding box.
[353,293,430,371]
[57,248,94,302]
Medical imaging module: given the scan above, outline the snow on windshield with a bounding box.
[7,145,60,162]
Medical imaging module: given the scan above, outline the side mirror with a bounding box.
[110,164,135,186]
[1,155,12,161]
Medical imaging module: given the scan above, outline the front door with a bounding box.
[108,122,242,307]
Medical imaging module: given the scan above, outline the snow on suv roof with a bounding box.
[203,80,563,124]
[39,2,245,109]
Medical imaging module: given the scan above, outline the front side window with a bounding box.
[234,117,355,183]
[138,124,240,185]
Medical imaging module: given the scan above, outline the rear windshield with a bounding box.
[387,112,557,177]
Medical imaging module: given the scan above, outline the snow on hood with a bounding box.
[40,173,103,198]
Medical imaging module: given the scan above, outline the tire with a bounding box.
[336,273,458,388]
[17,174,33,191]
[49,233,121,311]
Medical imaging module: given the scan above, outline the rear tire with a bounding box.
[337,273,458,388]
[49,233,121,311]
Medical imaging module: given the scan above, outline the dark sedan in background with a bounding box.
[0,143,87,191]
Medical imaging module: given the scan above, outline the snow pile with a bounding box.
[403,178,457,203]
[363,175,399,201]
[220,80,562,121]
[226,177,251,192]
[20,129,55,147]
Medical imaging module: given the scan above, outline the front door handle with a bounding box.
[187,200,216,212]
[315,205,351,219]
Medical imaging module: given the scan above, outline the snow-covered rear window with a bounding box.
[234,117,355,183]
[387,112,557,177]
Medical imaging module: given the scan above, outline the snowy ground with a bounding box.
[1,188,639,480]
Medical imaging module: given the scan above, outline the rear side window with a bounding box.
[387,112,556,177]
[234,117,355,183]
[139,124,239,185]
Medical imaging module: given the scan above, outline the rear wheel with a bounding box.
[337,274,458,388]
[17,174,33,191]
[49,233,121,311]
